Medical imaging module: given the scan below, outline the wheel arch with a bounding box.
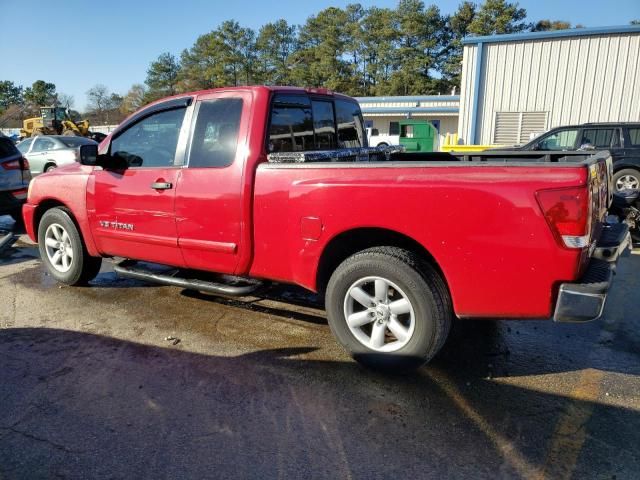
[43,161,57,171]
[315,227,449,297]
[612,158,640,172]
[33,199,99,257]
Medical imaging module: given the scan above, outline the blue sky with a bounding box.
[2,0,639,111]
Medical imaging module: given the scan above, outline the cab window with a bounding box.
[580,128,614,148]
[311,100,336,150]
[188,99,243,168]
[535,129,579,150]
[268,95,314,153]
[111,107,186,167]
[335,99,365,148]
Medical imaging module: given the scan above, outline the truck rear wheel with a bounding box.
[38,208,102,285]
[325,247,451,371]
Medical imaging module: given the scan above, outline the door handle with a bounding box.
[151,181,173,190]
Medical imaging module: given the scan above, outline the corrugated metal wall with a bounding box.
[458,32,640,145]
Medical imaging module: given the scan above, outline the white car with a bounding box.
[17,135,98,176]
[365,127,399,147]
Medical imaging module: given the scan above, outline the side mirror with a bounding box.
[79,144,98,165]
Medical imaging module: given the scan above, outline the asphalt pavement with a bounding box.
[0,215,639,479]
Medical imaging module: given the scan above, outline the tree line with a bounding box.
[138,0,594,103]
[0,80,125,127]
[1,0,638,128]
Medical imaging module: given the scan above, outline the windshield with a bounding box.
[16,138,33,154]
[58,137,95,148]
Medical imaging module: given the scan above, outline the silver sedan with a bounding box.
[17,135,98,176]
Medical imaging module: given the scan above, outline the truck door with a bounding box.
[174,91,251,274]
[88,103,192,266]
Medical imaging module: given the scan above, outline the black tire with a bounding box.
[37,208,102,285]
[325,247,452,372]
[44,163,57,173]
[376,142,389,147]
[612,168,640,192]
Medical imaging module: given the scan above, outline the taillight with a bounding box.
[1,159,21,170]
[0,157,29,171]
[536,186,593,249]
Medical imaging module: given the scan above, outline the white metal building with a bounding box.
[355,95,460,147]
[457,25,640,146]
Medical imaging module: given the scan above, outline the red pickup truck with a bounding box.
[23,86,630,370]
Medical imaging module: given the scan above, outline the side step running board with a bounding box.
[113,260,262,296]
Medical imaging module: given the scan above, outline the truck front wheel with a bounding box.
[38,208,102,285]
[325,247,452,371]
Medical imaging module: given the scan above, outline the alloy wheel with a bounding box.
[343,276,416,352]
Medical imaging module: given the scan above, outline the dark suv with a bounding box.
[0,136,31,223]
[515,123,640,192]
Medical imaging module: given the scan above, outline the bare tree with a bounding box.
[86,84,109,114]
[121,84,147,114]
[86,84,123,124]
[58,93,75,110]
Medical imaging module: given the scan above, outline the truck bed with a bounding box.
[251,153,606,318]
[267,147,606,165]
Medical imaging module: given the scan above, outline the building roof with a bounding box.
[356,95,459,103]
[359,107,459,115]
[462,24,640,45]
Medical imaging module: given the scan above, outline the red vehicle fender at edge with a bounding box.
[24,163,99,257]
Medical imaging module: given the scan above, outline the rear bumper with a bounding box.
[554,222,631,322]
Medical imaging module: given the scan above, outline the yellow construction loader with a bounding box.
[20,106,91,138]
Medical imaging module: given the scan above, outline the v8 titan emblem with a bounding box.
[99,219,135,231]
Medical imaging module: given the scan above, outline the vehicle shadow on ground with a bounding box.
[0,240,39,267]
[0,327,637,480]
[5,240,639,380]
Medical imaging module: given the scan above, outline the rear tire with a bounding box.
[325,247,452,372]
[613,168,640,192]
[44,163,57,173]
[38,208,102,285]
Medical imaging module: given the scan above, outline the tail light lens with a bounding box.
[536,186,592,249]
[1,157,29,171]
[1,159,21,170]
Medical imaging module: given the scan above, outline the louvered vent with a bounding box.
[494,111,547,146]
[520,112,547,144]
[494,112,520,145]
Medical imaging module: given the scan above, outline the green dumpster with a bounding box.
[399,120,437,152]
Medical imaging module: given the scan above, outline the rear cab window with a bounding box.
[267,93,366,153]
[187,98,244,168]
[335,99,366,148]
